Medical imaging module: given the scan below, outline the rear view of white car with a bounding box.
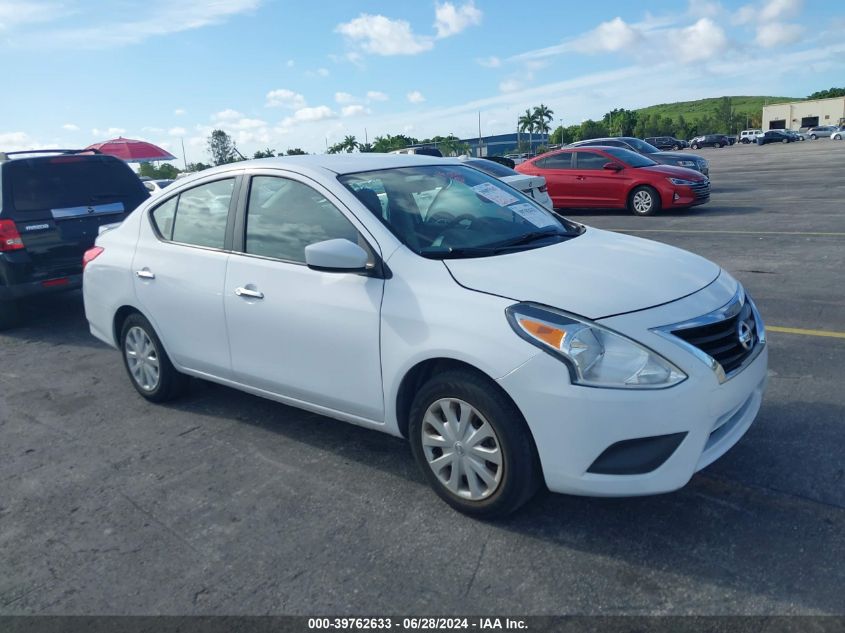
[83,154,767,517]
[459,156,553,209]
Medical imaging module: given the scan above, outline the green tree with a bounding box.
[716,96,734,134]
[285,148,307,155]
[603,108,638,136]
[533,104,554,139]
[807,87,845,99]
[371,134,418,153]
[207,129,237,166]
[327,141,345,154]
[518,109,538,152]
[342,135,358,153]
[185,161,210,172]
[139,162,180,179]
[253,148,276,158]
[579,119,608,140]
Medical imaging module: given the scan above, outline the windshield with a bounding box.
[339,165,582,259]
[624,138,661,154]
[601,147,657,168]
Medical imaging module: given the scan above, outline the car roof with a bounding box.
[174,153,460,186]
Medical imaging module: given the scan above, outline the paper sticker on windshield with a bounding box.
[471,182,519,206]
[509,203,556,228]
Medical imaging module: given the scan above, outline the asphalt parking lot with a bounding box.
[1,140,844,616]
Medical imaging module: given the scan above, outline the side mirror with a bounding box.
[305,238,369,272]
[603,162,624,171]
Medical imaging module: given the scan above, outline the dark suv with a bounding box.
[689,134,729,149]
[644,136,687,150]
[569,137,709,175]
[0,150,149,329]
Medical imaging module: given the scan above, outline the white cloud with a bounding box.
[142,126,164,133]
[667,18,728,62]
[62,123,79,131]
[281,105,336,127]
[173,108,186,116]
[336,14,433,56]
[213,109,243,121]
[286,59,294,67]
[0,131,32,150]
[341,104,370,117]
[229,117,266,130]
[687,0,724,18]
[755,21,803,47]
[366,90,389,101]
[265,89,306,109]
[168,127,186,136]
[407,90,426,103]
[30,0,261,48]
[434,1,482,38]
[91,127,126,137]
[0,1,65,30]
[335,91,356,104]
[476,56,501,68]
[316,67,329,77]
[735,0,802,24]
[592,17,641,52]
[499,79,522,93]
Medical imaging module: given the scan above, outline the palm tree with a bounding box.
[533,104,554,142]
[342,135,358,153]
[518,109,537,153]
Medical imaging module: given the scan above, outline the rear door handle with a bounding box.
[235,287,264,299]
[135,269,155,279]
[575,176,586,181]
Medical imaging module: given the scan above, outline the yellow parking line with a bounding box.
[609,229,845,237]
[768,326,845,339]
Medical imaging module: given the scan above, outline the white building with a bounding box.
[762,96,845,131]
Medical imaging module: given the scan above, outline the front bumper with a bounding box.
[496,279,767,497]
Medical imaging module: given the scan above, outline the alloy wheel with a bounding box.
[124,326,160,392]
[420,398,503,501]
[632,190,654,214]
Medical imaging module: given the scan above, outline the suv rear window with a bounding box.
[5,156,147,214]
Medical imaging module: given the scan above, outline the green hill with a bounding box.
[635,96,799,123]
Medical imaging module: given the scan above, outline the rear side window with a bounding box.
[244,176,359,263]
[538,153,572,169]
[6,156,147,214]
[150,178,234,249]
[464,159,517,178]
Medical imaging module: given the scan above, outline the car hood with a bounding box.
[641,164,708,180]
[443,227,720,319]
[653,151,703,162]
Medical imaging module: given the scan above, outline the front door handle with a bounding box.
[135,269,155,279]
[575,176,586,181]
[235,287,264,299]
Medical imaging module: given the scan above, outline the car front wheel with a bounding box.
[810,134,817,140]
[120,313,188,402]
[691,143,699,149]
[628,186,661,216]
[408,369,541,518]
[714,142,721,148]
[835,134,842,140]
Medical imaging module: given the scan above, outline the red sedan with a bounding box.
[516,146,710,216]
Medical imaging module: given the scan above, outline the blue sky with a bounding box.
[1,0,843,163]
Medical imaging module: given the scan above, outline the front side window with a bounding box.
[150,178,234,249]
[339,165,582,260]
[573,151,609,170]
[245,176,360,263]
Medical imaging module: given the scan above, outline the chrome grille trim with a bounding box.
[651,287,766,384]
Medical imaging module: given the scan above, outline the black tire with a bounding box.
[628,185,661,216]
[782,138,788,143]
[120,313,188,402]
[835,134,842,141]
[691,143,699,150]
[0,299,21,331]
[672,145,680,150]
[408,369,541,518]
[810,134,817,140]
[714,142,721,148]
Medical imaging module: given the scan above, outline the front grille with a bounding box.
[672,301,757,374]
[690,180,710,200]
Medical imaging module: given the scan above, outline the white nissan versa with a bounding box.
[83,154,768,517]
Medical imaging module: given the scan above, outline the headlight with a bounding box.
[668,177,698,185]
[506,303,687,389]
[677,160,696,167]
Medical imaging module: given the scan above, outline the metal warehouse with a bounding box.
[762,96,845,131]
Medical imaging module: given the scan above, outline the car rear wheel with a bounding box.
[628,186,661,216]
[0,299,21,331]
[408,369,541,518]
[810,134,817,140]
[835,134,842,140]
[714,142,722,148]
[120,313,188,402]
[782,138,788,143]
[672,144,680,150]
[691,143,699,150]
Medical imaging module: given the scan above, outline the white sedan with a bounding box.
[458,157,553,209]
[83,154,767,517]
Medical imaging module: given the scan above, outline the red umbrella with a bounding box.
[85,137,176,162]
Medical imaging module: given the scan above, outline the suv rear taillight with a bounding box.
[0,219,24,252]
[82,246,104,270]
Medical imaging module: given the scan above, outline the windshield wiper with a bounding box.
[487,229,568,249]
